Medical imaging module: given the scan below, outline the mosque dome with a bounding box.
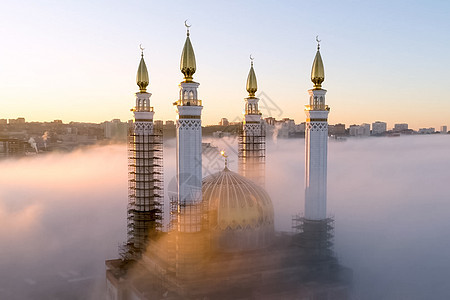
[202,168,274,252]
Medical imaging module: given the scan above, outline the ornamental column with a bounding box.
[304,39,330,221]
[238,57,265,187]
[174,24,203,233]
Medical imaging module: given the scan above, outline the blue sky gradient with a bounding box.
[0,0,449,129]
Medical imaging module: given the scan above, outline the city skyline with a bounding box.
[1,1,449,129]
[2,115,446,132]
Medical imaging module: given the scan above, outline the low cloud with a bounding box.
[0,135,449,299]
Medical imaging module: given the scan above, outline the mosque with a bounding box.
[105,24,352,300]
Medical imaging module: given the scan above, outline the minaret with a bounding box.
[238,56,265,186]
[127,46,164,254]
[304,38,329,220]
[174,23,203,233]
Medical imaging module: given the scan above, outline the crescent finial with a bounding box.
[315,35,321,50]
[139,44,145,57]
[220,150,229,168]
[250,54,254,66]
[184,19,191,36]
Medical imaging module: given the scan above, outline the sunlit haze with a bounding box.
[1,136,449,298]
[1,1,450,299]
[0,0,449,129]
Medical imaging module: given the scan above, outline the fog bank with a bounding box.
[1,135,449,299]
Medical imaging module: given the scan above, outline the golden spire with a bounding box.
[180,20,196,82]
[311,36,325,89]
[136,44,149,93]
[246,55,257,97]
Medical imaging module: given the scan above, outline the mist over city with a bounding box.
[1,136,449,299]
[1,1,450,299]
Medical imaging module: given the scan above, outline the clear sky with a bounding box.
[0,0,449,129]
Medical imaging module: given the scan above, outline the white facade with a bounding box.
[361,123,371,136]
[394,123,408,131]
[175,81,203,232]
[372,121,387,135]
[349,123,370,136]
[349,125,360,136]
[418,127,435,134]
[305,88,329,220]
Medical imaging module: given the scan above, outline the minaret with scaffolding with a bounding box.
[126,47,164,257]
[168,22,205,282]
[238,57,266,186]
[172,23,203,235]
[293,38,334,261]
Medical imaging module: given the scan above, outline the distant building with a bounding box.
[372,121,387,135]
[163,120,176,138]
[418,128,435,134]
[394,123,408,131]
[349,124,370,137]
[8,118,26,125]
[0,138,28,158]
[154,120,164,128]
[0,119,7,125]
[440,125,447,134]
[263,117,300,138]
[212,131,231,138]
[295,122,306,133]
[103,119,128,140]
[219,118,229,126]
[329,123,346,136]
[165,120,175,127]
[361,123,371,136]
[348,125,358,136]
[264,117,276,126]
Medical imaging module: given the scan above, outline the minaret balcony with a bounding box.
[131,107,154,112]
[305,105,329,111]
[173,99,202,106]
[245,110,262,115]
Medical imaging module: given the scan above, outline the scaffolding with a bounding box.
[169,194,209,238]
[292,216,335,261]
[123,123,164,258]
[238,122,266,186]
[166,195,209,280]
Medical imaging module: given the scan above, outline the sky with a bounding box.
[1,136,449,299]
[0,0,449,129]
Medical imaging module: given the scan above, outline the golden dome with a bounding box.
[246,60,257,97]
[180,30,196,82]
[311,48,324,89]
[136,52,149,93]
[202,168,274,252]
